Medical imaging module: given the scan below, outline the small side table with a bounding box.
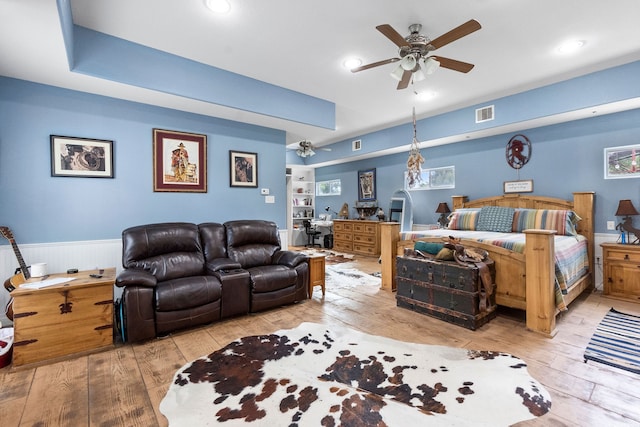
[307,254,326,297]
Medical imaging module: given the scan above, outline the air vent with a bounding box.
[352,139,362,151]
[475,105,494,123]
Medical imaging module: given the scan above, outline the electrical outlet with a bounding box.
[607,221,615,230]
[596,256,600,265]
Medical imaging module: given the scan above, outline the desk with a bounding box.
[11,268,115,368]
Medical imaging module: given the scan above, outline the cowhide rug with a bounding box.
[160,323,551,426]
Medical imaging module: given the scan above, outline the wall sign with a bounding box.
[503,179,533,193]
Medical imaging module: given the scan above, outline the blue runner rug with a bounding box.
[584,308,640,374]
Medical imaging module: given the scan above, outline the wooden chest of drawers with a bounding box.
[601,243,640,303]
[332,220,380,256]
[11,268,115,367]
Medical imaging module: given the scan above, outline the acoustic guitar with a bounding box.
[0,226,30,321]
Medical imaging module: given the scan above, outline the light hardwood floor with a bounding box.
[1,253,639,426]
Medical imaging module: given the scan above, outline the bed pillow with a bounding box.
[512,209,581,236]
[447,208,480,230]
[476,206,515,233]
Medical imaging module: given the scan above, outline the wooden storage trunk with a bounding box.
[396,255,497,330]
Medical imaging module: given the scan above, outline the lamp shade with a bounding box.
[615,199,639,216]
[435,202,451,214]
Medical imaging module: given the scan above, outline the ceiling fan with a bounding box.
[352,19,481,90]
[295,140,331,158]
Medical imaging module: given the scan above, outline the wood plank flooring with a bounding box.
[1,252,639,426]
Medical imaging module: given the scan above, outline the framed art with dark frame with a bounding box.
[230,150,258,187]
[50,135,114,178]
[358,168,376,201]
[153,128,207,192]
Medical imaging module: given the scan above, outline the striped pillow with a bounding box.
[512,209,581,236]
[447,208,480,230]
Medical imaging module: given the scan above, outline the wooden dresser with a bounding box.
[333,219,381,256]
[11,268,115,368]
[601,243,640,303]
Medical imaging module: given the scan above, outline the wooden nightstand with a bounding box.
[307,255,326,297]
[601,243,640,303]
[11,268,115,368]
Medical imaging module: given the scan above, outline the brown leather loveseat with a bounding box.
[115,220,308,342]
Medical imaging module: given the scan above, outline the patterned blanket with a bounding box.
[160,323,551,426]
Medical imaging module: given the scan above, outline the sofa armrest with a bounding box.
[115,269,157,288]
[272,250,307,268]
[205,258,242,273]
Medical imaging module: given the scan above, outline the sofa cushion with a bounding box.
[225,220,281,268]
[248,265,297,293]
[198,223,228,262]
[155,276,222,312]
[122,223,205,281]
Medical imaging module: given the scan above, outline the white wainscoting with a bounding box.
[0,239,123,327]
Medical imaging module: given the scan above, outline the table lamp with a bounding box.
[615,199,640,244]
[436,202,451,228]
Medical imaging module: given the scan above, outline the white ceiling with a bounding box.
[2,0,640,150]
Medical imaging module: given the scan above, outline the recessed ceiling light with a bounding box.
[343,57,362,70]
[415,90,437,101]
[556,39,585,54]
[205,0,231,14]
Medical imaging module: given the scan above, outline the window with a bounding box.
[316,179,341,196]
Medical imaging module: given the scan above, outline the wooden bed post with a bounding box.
[573,191,596,290]
[380,222,401,291]
[524,229,557,337]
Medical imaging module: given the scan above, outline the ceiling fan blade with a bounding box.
[432,56,475,73]
[396,70,412,90]
[429,19,481,50]
[376,24,410,48]
[351,57,400,73]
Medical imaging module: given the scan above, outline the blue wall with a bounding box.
[316,108,640,233]
[0,77,287,244]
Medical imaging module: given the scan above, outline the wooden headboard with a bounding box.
[451,191,595,268]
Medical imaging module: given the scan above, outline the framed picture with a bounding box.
[50,135,114,178]
[358,168,376,201]
[230,150,258,187]
[604,144,640,179]
[404,166,455,191]
[153,129,207,192]
[503,179,534,193]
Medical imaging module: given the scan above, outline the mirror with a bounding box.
[390,189,413,232]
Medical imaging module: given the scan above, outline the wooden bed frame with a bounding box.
[380,192,595,337]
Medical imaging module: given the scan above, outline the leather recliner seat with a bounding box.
[115,220,308,343]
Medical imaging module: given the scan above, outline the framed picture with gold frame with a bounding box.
[153,128,207,192]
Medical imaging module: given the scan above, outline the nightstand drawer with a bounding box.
[605,248,640,263]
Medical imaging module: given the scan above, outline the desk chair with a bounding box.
[303,220,322,248]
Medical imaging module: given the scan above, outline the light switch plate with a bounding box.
[265,195,275,203]
[607,220,615,230]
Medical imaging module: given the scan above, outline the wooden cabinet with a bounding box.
[11,268,115,367]
[307,255,326,297]
[601,243,640,303]
[333,220,380,256]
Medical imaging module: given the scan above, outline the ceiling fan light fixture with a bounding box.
[413,67,426,82]
[400,54,417,71]
[423,57,440,74]
[390,64,405,81]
